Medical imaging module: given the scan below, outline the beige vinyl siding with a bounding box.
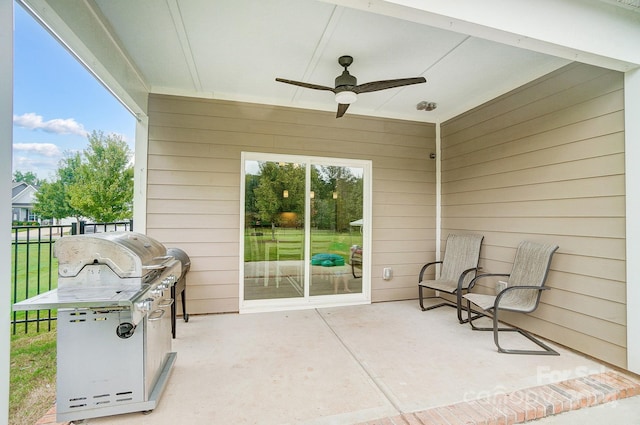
[440,63,626,367]
[146,95,436,313]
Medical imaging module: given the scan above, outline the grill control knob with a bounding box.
[150,289,163,298]
[116,322,136,339]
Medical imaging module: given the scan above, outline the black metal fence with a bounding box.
[10,220,133,334]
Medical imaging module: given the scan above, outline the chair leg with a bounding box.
[418,285,455,313]
[467,303,558,355]
[492,311,558,355]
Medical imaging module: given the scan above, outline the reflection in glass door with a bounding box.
[243,160,306,300]
[242,153,368,309]
[309,165,363,296]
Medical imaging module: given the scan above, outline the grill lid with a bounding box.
[55,232,171,279]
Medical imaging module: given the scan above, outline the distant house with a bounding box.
[11,181,38,222]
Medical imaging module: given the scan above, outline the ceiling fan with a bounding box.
[276,55,426,118]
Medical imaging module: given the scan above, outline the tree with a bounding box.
[32,152,83,222]
[67,131,133,222]
[33,131,133,223]
[13,170,44,186]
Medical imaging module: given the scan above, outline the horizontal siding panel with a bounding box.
[186,270,238,286]
[147,199,238,215]
[443,174,625,205]
[443,111,624,171]
[374,179,433,195]
[187,299,239,315]
[542,290,625,325]
[444,197,625,218]
[443,132,624,180]
[444,153,625,192]
[374,228,434,242]
[374,216,434,230]
[148,170,239,186]
[533,303,626,347]
[374,191,435,206]
[444,70,622,147]
[443,217,625,238]
[148,228,239,243]
[149,94,433,138]
[147,214,239,229]
[442,64,613,136]
[498,313,626,369]
[150,110,431,148]
[148,155,240,173]
[147,184,239,201]
[149,127,276,150]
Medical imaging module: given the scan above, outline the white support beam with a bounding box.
[133,114,149,233]
[325,0,640,71]
[625,67,640,373]
[0,0,13,421]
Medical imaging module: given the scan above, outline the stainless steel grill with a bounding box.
[13,231,180,422]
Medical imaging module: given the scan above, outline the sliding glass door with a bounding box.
[241,153,370,312]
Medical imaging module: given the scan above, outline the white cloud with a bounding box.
[13,142,62,157]
[13,112,88,137]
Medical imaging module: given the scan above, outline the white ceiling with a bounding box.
[70,0,621,122]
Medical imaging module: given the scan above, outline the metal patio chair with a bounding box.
[418,234,484,323]
[463,240,559,355]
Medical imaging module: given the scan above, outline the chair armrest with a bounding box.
[467,272,510,291]
[456,267,482,291]
[494,285,550,311]
[419,261,443,283]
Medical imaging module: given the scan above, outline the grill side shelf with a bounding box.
[12,288,139,312]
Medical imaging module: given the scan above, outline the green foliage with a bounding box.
[33,131,133,222]
[13,170,44,186]
[247,161,363,233]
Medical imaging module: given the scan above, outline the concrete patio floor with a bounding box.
[51,300,640,424]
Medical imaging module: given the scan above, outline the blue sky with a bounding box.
[12,5,136,182]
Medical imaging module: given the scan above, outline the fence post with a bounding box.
[129,219,134,231]
[79,220,86,234]
[71,222,77,235]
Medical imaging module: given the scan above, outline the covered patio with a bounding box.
[3,1,640,424]
[38,300,635,425]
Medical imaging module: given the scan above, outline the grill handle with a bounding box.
[158,298,174,308]
[143,256,174,270]
[148,309,166,321]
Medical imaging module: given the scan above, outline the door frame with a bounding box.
[239,152,372,313]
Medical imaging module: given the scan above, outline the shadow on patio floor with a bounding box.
[43,300,640,424]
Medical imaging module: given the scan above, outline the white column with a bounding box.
[435,121,442,259]
[0,0,14,421]
[626,67,640,374]
[133,114,149,233]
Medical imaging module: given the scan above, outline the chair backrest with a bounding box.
[439,234,484,288]
[504,240,559,311]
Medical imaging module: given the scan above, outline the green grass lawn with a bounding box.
[9,241,59,424]
[244,228,362,262]
[11,241,59,325]
[10,324,57,425]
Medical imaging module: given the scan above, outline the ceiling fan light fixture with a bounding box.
[335,90,357,104]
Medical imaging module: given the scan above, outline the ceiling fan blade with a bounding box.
[355,77,426,94]
[275,78,335,92]
[336,103,350,118]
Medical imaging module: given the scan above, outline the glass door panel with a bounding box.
[243,160,305,300]
[309,165,363,296]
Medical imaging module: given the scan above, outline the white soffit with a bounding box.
[24,0,640,122]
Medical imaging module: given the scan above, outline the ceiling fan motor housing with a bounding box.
[335,71,357,91]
